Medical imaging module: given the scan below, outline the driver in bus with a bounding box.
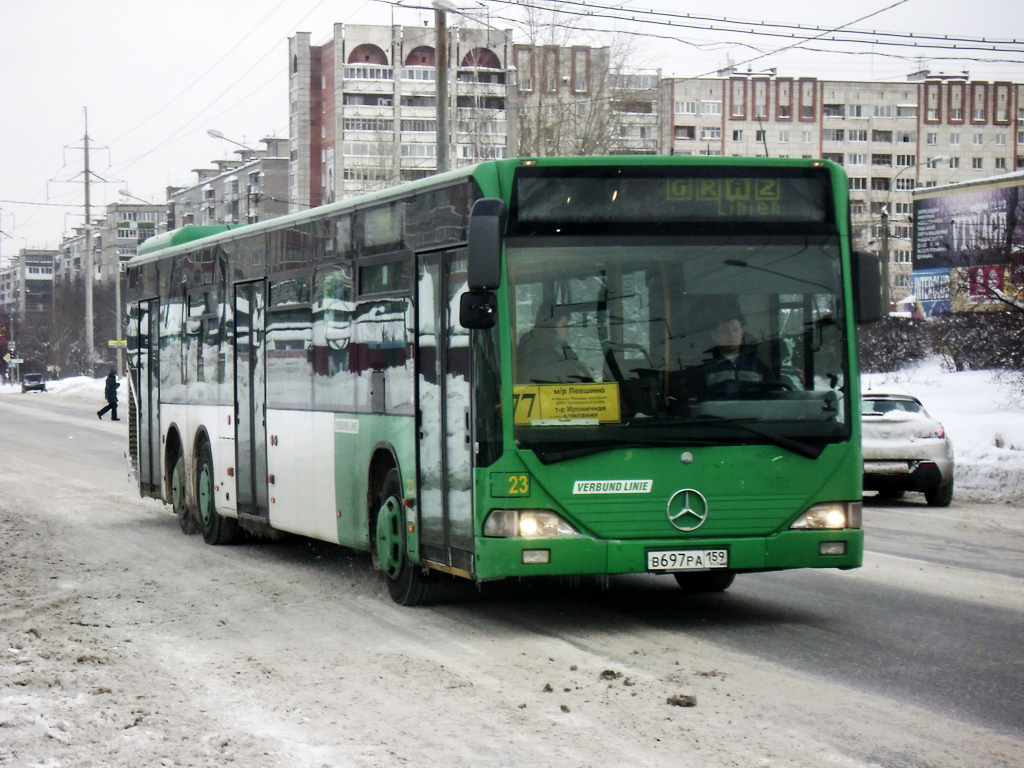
[702,313,769,398]
[516,308,591,383]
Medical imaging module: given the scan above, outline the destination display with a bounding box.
[511,166,833,230]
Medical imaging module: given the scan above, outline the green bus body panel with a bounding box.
[474,530,863,580]
[332,413,416,551]
[137,225,237,256]
[472,441,862,580]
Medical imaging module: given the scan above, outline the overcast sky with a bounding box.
[1,0,1019,260]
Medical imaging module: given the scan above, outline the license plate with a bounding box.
[647,549,728,572]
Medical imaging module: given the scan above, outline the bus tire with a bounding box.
[197,441,237,545]
[171,452,199,535]
[673,571,735,594]
[374,469,438,606]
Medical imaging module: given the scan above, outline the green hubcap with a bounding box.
[198,462,214,526]
[375,495,404,580]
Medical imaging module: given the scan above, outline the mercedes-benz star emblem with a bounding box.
[666,488,709,532]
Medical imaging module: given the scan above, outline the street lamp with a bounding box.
[119,189,151,204]
[207,128,256,153]
[881,156,950,310]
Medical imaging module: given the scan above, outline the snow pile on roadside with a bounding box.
[863,357,1024,504]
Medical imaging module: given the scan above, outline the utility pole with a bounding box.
[434,2,451,173]
[83,107,95,371]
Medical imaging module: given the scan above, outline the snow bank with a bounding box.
[863,357,1024,503]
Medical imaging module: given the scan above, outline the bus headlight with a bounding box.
[790,502,861,530]
[483,509,580,538]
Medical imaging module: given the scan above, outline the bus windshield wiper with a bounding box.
[528,437,720,464]
[686,416,824,459]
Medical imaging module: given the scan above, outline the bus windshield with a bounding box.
[508,236,848,461]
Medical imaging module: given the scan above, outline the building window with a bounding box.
[995,133,1007,146]
[850,200,867,215]
[847,153,866,166]
[802,130,813,143]
[948,157,960,169]
[701,100,722,115]
[849,177,867,190]
[872,154,893,166]
[675,101,697,114]
[778,130,789,143]
[823,152,843,164]
[872,130,892,143]
[873,105,893,118]
[823,104,845,118]
[926,132,938,145]
[700,126,722,140]
[951,107,963,121]
[974,133,985,145]
[755,129,766,143]
[674,125,696,140]
[972,157,983,169]
[732,130,743,141]
[896,154,916,167]
[823,129,844,142]
[871,178,891,191]
[995,157,1007,170]
[777,105,791,118]
[849,104,867,118]
[895,177,916,190]
[896,131,916,143]
[896,105,917,118]
[950,133,960,145]
[848,129,867,142]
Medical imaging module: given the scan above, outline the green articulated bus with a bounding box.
[126,156,882,605]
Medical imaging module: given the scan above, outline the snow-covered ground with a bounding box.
[7,356,1024,503]
[861,357,1024,503]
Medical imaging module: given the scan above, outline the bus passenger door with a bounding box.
[234,280,269,519]
[136,299,160,493]
[416,250,474,574]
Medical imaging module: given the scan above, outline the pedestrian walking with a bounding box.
[97,369,120,421]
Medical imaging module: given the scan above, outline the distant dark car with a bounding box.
[862,392,954,507]
[21,373,46,393]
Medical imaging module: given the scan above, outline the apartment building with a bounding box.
[168,137,290,228]
[0,249,56,327]
[662,73,1022,305]
[289,23,516,209]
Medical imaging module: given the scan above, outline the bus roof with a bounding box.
[128,156,841,267]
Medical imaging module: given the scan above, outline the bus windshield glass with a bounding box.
[508,236,848,461]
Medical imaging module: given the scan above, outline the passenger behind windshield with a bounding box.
[516,308,592,383]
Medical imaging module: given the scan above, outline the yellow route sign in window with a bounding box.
[513,382,621,425]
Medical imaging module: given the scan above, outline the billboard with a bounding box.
[913,176,1024,312]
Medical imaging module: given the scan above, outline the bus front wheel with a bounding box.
[171,453,198,535]
[374,469,438,606]
[197,442,237,545]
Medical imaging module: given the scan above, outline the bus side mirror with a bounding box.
[459,290,497,329]
[467,198,505,290]
[853,251,883,323]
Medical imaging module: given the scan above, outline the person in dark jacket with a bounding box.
[702,315,769,398]
[97,369,120,421]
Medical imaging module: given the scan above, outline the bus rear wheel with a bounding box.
[197,442,237,545]
[374,469,438,606]
[673,571,735,594]
[171,453,198,535]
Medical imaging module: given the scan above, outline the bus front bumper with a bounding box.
[472,529,863,581]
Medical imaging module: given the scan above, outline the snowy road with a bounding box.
[2,391,1023,768]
